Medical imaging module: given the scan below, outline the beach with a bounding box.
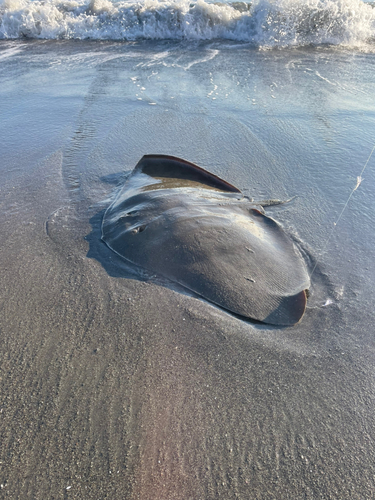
[1,1,375,498]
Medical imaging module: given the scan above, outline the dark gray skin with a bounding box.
[102,155,310,326]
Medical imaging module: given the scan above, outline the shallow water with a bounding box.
[1,39,375,498]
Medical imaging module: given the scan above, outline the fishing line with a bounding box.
[309,144,375,280]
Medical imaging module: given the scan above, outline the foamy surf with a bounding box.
[0,0,374,48]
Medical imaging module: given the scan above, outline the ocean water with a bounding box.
[0,0,374,49]
[1,1,375,498]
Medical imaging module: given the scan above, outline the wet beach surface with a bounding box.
[1,40,375,499]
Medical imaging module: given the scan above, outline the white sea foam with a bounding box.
[0,0,374,48]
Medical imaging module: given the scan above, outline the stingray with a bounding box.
[102,155,310,326]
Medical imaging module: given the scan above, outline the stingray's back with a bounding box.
[102,155,310,325]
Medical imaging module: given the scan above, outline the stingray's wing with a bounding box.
[133,154,242,193]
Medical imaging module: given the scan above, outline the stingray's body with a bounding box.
[102,155,310,326]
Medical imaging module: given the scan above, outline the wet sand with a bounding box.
[1,40,375,499]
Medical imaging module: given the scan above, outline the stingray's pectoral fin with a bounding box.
[134,155,242,193]
[263,290,307,326]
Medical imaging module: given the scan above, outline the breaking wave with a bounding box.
[0,0,374,48]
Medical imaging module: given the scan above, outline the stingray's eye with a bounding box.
[132,225,146,234]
